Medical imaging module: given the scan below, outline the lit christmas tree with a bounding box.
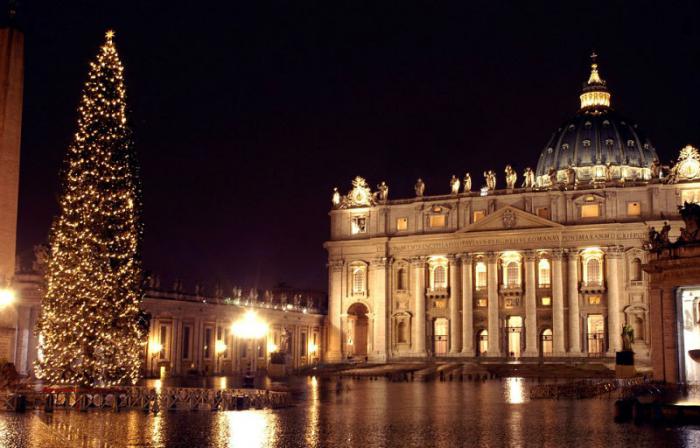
[36,31,144,387]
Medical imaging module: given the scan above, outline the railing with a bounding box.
[0,385,290,413]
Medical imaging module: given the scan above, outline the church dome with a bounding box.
[535,55,659,184]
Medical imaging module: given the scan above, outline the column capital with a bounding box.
[447,254,459,265]
[523,250,537,262]
[565,249,579,260]
[410,256,427,267]
[370,257,392,269]
[486,251,499,263]
[551,248,564,260]
[328,259,344,272]
[606,245,625,258]
[459,253,473,264]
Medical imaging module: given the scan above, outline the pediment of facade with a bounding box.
[458,205,563,233]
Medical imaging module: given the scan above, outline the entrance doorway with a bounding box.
[347,303,369,358]
[680,288,700,382]
[477,329,488,356]
[433,318,449,355]
[587,314,605,355]
[540,328,553,356]
[507,316,523,358]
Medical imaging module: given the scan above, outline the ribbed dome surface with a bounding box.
[535,109,658,178]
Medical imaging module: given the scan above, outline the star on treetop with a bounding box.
[105,30,115,42]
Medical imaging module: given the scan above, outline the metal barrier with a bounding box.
[0,385,290,413]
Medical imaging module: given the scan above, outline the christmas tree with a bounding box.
[36,31,144,387]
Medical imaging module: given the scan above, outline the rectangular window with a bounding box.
[396,217,408,231]
[159,325,167,359]
[581,204,600,218]
[204,328,212,359]
[429,215,446,228]
[541,297,551,306]
[627,202,641,216]
[351,216,367,234]
[588,295,601,305]
[477,298,488,307]
[536,207,550,219]
[473,210,486,223]
[301,333,307,357]
[224,328,230,358]
[182,326,191,360]
[682,190,700,204]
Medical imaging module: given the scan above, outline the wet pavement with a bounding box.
[0,377,699,447]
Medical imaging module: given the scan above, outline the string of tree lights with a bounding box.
[35,31,145,387]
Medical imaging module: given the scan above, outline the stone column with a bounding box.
[448,255,462,354]
[567,250,582,354]
[523,251,538,357]
[325,260,344,362]
[552,249,566,355]
[411,257,427,356]
[487,252,500,357]
[461,254,475,356]
[370,257,389,362]
[607,247,623,354]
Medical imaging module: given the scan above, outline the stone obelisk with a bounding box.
[0,21,23,283]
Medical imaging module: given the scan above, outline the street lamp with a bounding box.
[0,288,15,308]
[232,311,268,386]
[215,340,227,374]
[150,341,163,378]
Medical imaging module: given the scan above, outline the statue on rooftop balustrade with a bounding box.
[566,166,576,187]
[415,178,425,197]
[504,165,517,189]
[331,187,340,208]
[484,170,496,191]
[376,181,389,202]
[522,167,535,188]
[450,175,460,194]
[463,173,472,192]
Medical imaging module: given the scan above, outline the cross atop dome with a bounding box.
[580,51,611,111]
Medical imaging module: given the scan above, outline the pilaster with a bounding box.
[369,257,390,362]
[325,259,344,362]
[606,246,624,354]
[411,256,427,356]
[552,249,566,355]
[448,254,462,354]
[567,250,582,354]
[523,251,538,357]
[460,254,475,356]
[486,252,500,357]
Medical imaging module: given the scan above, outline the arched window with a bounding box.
[541,329,553,356]
[630,258,642,282]
[397,268,408,290]
[352,267,366,294]
[475,262,487,289]
[506,261,520,286]
[538,258,551,287]
[433,265,447,289]
[586,259,601,285]
[397,321,408,343]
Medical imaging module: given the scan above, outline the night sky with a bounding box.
[12,1,700,293]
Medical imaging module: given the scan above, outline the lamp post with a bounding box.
[215,340,227,374]
[150,342,163,378]
[232,310,268,387]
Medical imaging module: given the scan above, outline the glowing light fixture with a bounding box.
[0,289,15,307]
[232,311,269,339]
[215,340,228,355]
[150,341,163,354]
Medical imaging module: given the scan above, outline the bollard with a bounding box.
[15,394,27,413]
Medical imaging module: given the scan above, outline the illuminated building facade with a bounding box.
[8,269,325,377]
[324,57,698,364]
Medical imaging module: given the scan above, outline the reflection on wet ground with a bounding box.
[1,377,700,447]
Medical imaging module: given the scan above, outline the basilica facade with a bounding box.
[324,58,700,364]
